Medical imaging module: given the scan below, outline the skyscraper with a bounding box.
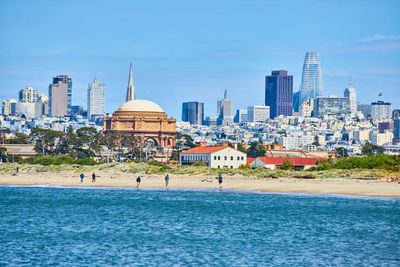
[19,87,39,103]
[217,90,234,125]
[49,75,72,117]
[344,80,357,113]
[182,102,204,125]
[299,52,323,107]
[87,79,105,121]
[371,101,391,119]
[247,105,270,122]
[313,96,350,117]
[265,70,293,119]
[126,63,135,102]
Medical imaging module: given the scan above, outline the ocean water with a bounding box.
[1,186,399,266]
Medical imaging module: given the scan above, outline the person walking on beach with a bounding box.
[92,173,96,183]
[217,174,223,189]
[80,173,84,183]
[136,176,141,188]
[165,174,170,187]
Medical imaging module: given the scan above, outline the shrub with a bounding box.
[74,157,97,166]
[192,161,207,166]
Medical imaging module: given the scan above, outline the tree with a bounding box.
[246,141,266,158]
[237,143,246,153]
[76,127,103,156]
[0,128,10,144]
[29,128,64,155]
[312,136,320,147]
[121,135,139,159]
[362,142,385,156]
[335,147,349,158]
[279,158,293,170]
[0,147,7,162]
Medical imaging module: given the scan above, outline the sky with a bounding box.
[0,0,399,119]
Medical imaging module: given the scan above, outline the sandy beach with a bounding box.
[1,171,400,197]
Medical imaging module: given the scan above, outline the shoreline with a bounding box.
[1,172,400,197]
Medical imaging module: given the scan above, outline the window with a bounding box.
[231,156,233,160]
[241,157,244,160]
[237,156,240,160]
[224,156,227,160]
[218,156,220,160]
[218,165,220,169]
[230,166,233,169]
[214,156,216,160]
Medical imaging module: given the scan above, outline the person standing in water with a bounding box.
[92,173,96,183]
[136,176,141,188]
[80,173,84,183]
[165,174,170,187]
[217,174,223,189]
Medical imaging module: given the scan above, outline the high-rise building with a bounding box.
[234,109,247,123]
[217,90,234,125]
[1,98,17,115]
[394,119,400,144]
[371,101,391,119]
[299,98,314,117]
[344,81,357,113]
[87,79,105,121]
[392,109,400,119]
[313,96,350,117]
[357,104,372,119]
[19,87,39,103]
[265,70,293,119]
[182,102,204,125]
[49,75,72,117]
[126,63,135,102]
[299,52,323,107]
[14,102,43,118]
[292,91,301,112]
[247,105,270,122]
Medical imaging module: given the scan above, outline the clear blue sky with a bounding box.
[0,0,399,119]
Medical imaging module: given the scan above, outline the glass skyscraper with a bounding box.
[299,52,323,108]
[182,101,204,125]
[265,70,293,119]
[87,79,105,121]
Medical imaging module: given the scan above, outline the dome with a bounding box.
[116,99,164,113]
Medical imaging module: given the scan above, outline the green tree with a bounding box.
[246,141,266,158]
[279,158,293,170]
[29,128,64,155]
[0,147,7,162]
[312,136,320,147]
[237,143,246,153]
[362,142,385,156]
[76,127,103,156]
[335,147,349,158]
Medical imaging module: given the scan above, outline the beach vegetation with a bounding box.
[247,141,266,158]
[192,161,207,166]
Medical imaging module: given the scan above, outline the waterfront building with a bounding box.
[371,101,391,119]
[344,82,357,113]
[48,75,72,117]
[250,156,324,170]
[19,87,39,103]
[87,79,105,121]
[180,146,247,169]
[103,64,176,147]
[299,52,323,107]
[313,96,350,117]
[1,98,17,115]
[182,102,204,125]
[247,105,270,122]
[265,70,293,119]
[217,90,234,125]
[234,109,248,123]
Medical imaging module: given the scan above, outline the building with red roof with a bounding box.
[180,146,247,169]
[250,156,324,170]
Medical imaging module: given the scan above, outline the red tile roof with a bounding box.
[247,157,255,164]
[181,146,229,154]
[256,157,324,166]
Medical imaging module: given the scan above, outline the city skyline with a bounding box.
[0,0,399,118]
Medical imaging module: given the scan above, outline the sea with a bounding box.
[1,186,399,266]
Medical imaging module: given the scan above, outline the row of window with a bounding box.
[217,165,234,169]
[214,156,244,161]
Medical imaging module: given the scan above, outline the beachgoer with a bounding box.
[136,176,141,188]
[217,174,223,189]
[80,173,84,183]
[16,167,19,173]
[165,174,169,187]
[92,173,96,183]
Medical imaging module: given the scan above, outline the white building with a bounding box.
[247,105,270,122]
[2,98,17,115]
[87,79,105,121]
[344,85,357,113]
[370,131,393,146]
[299,98,314,117]
[14,102,43,118]
[234,109,247,123]
[217,90,234,125]
[371,101,391,119]
[180,146,247,169]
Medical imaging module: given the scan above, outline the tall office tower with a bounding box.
[48,75,72,117]
[265,70,293,119]
[182,101,204,125]
[394,119,400,144]
[344,81,357,113]
[126,63,135,101]
[292,91,301,112]
[1,98,17,115]
[87,79,105,121]
[393,109,400,119]
[371,101,391,119]
[313,96,350,117]
[299,52,323,107]
[217,90,234,125]
[19,87,39,103]
[247,105,270,122]
[234,109,248,123]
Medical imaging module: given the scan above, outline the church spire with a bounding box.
[126,63,135,101]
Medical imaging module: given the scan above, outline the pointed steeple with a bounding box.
[224,89,227,99]
[126,63,135,101]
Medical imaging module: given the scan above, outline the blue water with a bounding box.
[1,186,399,266]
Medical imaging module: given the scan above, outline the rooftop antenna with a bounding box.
[349,73,352,87]
[224,88,227,99]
